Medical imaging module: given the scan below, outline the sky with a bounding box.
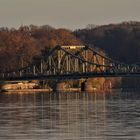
[0,0,140,30]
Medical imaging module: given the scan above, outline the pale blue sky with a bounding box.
[0,0,140,29]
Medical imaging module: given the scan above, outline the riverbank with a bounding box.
[1,88,52,93]
[0,88,82,93]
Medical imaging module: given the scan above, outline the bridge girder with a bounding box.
[1,45,140,80]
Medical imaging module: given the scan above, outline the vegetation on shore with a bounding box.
[74,21,140,64]
[0,21,140,88]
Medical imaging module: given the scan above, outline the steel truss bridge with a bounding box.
[0,45,140,81]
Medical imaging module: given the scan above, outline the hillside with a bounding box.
[1,21,140,72]
[0,22,140,88]
[0,25,81,72]
[74,21,140,64]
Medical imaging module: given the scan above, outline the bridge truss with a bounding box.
[0,45,140,80]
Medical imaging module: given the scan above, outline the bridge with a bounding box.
[0,45,140,81]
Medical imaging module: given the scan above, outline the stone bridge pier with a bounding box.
[81,80,94,92]
[53,81,66,92]
[53,80,95,92]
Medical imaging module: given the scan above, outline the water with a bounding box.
[0,91,139,140]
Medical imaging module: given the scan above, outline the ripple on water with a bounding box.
[0,91,139,140]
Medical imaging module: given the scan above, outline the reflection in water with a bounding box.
[0,91,139,140]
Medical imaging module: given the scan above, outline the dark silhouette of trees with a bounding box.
[74,21,140,64]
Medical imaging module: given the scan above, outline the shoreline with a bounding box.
[1,88,139,94]
[1,88,52,93]
[0,88,81,93]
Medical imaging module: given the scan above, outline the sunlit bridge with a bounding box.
[1,45,140,81]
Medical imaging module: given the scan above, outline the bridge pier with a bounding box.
[53,81,66,92]
[81,80,94,92]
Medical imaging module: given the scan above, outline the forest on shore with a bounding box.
[0,21,140,88]
[74,21,140,64]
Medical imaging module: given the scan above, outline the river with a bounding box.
[0,90,139,140]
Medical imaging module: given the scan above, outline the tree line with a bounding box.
[1,21,140,88]
[74,21,140,64]
[0,25,81,72]
[0,21,140,72]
